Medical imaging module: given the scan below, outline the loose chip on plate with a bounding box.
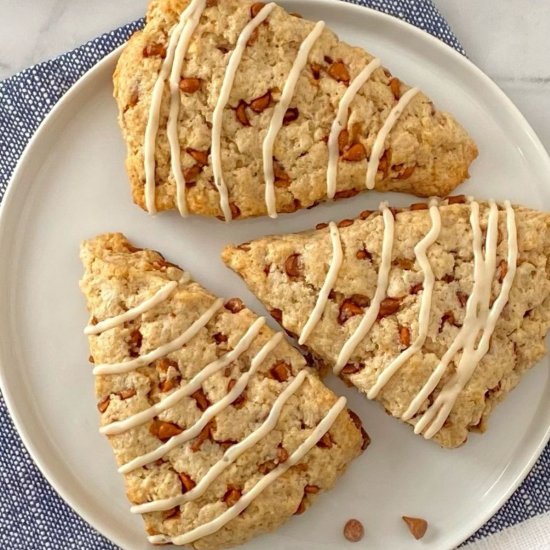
[114,0,477,220]
[222,197,550,448]
[80,233,366,548]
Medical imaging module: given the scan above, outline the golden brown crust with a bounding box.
[114,0,477,219]
[80,233,364,549]
[222,200,550,448]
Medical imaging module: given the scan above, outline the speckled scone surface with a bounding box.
[223,200,550,448]
[80,233,365,550]
[114,0,477,218]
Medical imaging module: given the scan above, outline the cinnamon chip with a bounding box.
[338,299,364,324]
[258,459,277,475]
[341,143,367,162]
[223,485,242,507]
[334,189,359,200]
[150,420,183,442]
[250,91,272,113]
[119,388,136,400]
[191,388,210,412]
[283,107,299,125]
[128,329,142,357]
[377,297,401,319]
[277,446,289,463]
[356,248,372,261]
[410,202,428,211]
[402,516,428,540]
[143,43,166,58]
[399,326,411,348]
[316,432,333,448]
[179,472,196,493]
[190,421,214,452]
[186,148,209,166]
[270,308,283,324]
[270,361,292,382]
[337,219,354,228]
[447,194,467,205]
[179,77,201,93]
[389,77,401,100]
[341,363,364,375]
[497,259,508,283]
[225,298,244,313]
[328,61,350,84]
[338,129,349,154]
[235,100,250,126]
[97,396,110,414]
[343,518,364,542]
[347,409,370,450]
[284,253,303,278]
[250,2,266,17]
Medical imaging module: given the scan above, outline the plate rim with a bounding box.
[1,2,549,549]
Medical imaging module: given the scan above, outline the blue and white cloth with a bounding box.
[0,2,546,548]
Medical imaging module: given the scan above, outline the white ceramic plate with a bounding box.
[1,1,550,549]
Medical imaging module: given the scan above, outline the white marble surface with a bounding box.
[0,0,549,153]
[0,0,549,152]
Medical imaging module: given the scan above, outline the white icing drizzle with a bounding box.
[148,396,347,546]
[326,58,381,199]
[263,21,325,218]
[167,0,207,216]
[334,203,395,373]
[367,199,441,399]
[211,2,276,221]
[92,298,223,376]
[298,222,343,345]
[365,87,419,190]
[416,201,517,439]
[118,326,280,474]
[143,0,205,214]
[84,282,178,336]
[99,318,267,435]
[131,368,307,514]
[408,199,492,433]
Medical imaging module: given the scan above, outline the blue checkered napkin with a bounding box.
[0,1,528,549]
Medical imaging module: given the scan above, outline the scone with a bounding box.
[80,233,367,549]
[222,196,550,448]
[114,0,478,220]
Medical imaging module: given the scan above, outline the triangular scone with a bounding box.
[223,197,550,448]
[80,233,366,549]
[114,0,477,220]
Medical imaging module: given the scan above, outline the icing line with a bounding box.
[92,299,223,375]
[335,203,395,373]
[143,0,204,213]
[84,282,178,336]
[167,0,207,216]
[298,222,343,345]
[263,21,325,218]
[130,367,307,514]
[118,325,279,474]
[211,3,276,221]
[327,58,381,199]
[368,198,441,399]
[148,396,347,545]
[365,87,419,190]
[100,318,267,435]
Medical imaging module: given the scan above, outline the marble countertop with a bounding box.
[1,0,549,152]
